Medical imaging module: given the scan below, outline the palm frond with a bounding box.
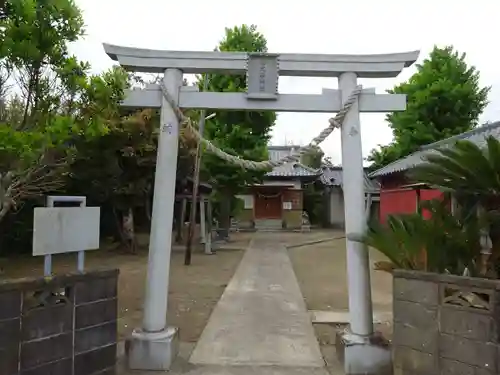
[412,138,500,195]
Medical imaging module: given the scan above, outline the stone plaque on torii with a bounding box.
[104,43,418,373]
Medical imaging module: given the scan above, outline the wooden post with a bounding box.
[184,75,209,265]
[176,198,187,243]
[205,199,214,255]
[200,196,206,244]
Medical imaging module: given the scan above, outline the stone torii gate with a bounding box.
[104,43,418,374]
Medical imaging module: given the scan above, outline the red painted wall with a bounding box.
[378,174,445,223]
[419,189,445,219]
[380,189,417,223]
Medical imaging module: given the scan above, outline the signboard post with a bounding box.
[33,196,100,276]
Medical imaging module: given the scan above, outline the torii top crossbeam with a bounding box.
[104,43,419,78]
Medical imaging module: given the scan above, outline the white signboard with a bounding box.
[33,207,100,256]
[245,196,254,209]
[236,195,254,209]
[283,201,292,210]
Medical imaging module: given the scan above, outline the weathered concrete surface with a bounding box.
[118,342,340,375]
[189,236,326,368]
[309,310,392,324]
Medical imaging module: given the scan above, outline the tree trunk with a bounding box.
[176,198,187,243]
[0,172,12,223]
[145,189,152,222]
[0,200,11,223]
[113,207,137,253]
[21,66,39,129]
[218,190,231,241]
[113,207,125,243]
[21,77,33,129]
[205,199,214,254]
[30,68,41,125]
[122,207,137,253]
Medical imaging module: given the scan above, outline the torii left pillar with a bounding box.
[126,69,182,370]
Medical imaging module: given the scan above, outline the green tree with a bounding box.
[66,106,198,252]
[367,46,490,170]
[0,0,128,222]
[301,145,324,169]
[299,146,325,225]
[199,25,276,236]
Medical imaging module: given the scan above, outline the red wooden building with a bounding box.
[369,122,500,223]
[235,145,320,230]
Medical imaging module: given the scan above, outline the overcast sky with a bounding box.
[71,0,500,164]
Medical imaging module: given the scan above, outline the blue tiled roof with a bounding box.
[266,162,320,177]
[369,121,500,178]
[319,164,380,192]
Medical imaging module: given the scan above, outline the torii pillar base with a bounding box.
[335,329,392,375]
[125,327,179,371]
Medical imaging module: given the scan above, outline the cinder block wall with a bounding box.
[393,269,500,375]
[0,269,119,375]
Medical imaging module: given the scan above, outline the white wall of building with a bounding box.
[268,146,298,162]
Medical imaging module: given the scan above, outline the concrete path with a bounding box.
[189,236,326,369]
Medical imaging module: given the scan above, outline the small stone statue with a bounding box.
[301,211,310,225]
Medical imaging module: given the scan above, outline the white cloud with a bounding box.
[71,0,500,163]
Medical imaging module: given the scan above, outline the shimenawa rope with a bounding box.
[159,82,361,171]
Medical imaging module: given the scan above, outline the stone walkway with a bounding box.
[188,235,328,373]
[119,234,337,374]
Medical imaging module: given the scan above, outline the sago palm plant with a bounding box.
[365,198,481,276]
[411,136,500,203]
[365,135,500,278]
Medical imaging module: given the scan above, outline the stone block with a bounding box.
[439,333,497,371]
[283,210,302,229]
[20,332,72,371]
[439,306,493,342]
[0,318,20,350]
[392,322,437,353]
[75,276,117,305]
[75,321,117,354]
[20,357,72,375]
[393,300,437,329]
[393,367,424,375]
[440,358,492,375]
[335,330,392,375]
[393,276,438,305]
[75,298,117,329]
[393,346,437,374]
[74,344,116,375]
[491,292,500,344]
[0,290,22,320]
[90,368,116,375]
[22,304,73,341]
[0,345,19,375]
[126,327,179,371]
